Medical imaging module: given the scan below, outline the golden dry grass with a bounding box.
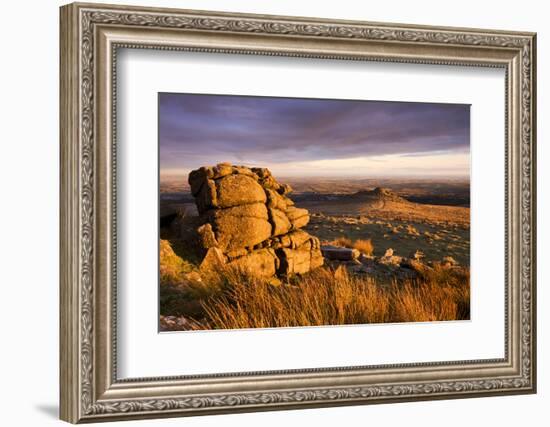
[330,236,353,248]
[328,236,374,256]
[192,265,470,330]
[353,239,374,256]
[159,239,469,329]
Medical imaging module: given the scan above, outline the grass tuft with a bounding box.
[353,239,374,256]
[329,236,374,255]
[330,236,353,248]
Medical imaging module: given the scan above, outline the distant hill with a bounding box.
[350,187,408,203]
[297,187,469,226]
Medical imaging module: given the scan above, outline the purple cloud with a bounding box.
[159,92,470,172]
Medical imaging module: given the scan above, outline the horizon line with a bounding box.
[159,172,470,180]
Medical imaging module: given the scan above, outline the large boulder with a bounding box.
[228,248,279,278]
[197,223,218,249]
[286,206,310,229]
[277,247,312,275]
[269,207,292,236]
[277,238,324,276]
[203,203,272,252]
[189,163,323,280]
[193,177,218,214]
[216,174,266,208]
[321,245,360,261]
[265,188,289,211]
[190,168,267,214]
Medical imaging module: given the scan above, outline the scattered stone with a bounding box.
[384,248,394,257]
[410,249,425,260]
[400,258,429,273]
[442,256,459,267]
[343,218,358,225]
[267,277,283,287]
[406,224,420,236]
[359,253,375,263]
[378,255,403,266]
[159,315,204,331]
[321,245,360,261]
[184,271,202,282]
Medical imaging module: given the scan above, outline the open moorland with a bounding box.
[159,171,470,331]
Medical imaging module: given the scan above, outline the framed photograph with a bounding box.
[60,2,537,423]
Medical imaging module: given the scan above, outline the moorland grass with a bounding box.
[159,239,470,329]
[191,264,470,329]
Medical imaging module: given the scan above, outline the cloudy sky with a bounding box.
[159,93,470,178]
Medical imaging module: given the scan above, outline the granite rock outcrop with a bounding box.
[189,163,323,279]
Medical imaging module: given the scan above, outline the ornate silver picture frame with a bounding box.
[60,2,536,423]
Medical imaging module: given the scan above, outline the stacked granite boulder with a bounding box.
[188,163,323,279]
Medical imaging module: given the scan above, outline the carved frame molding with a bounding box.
[60,2,536,423]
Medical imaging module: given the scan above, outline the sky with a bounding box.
[159,93,470,178]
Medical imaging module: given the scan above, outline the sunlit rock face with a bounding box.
[189,163,323,279]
